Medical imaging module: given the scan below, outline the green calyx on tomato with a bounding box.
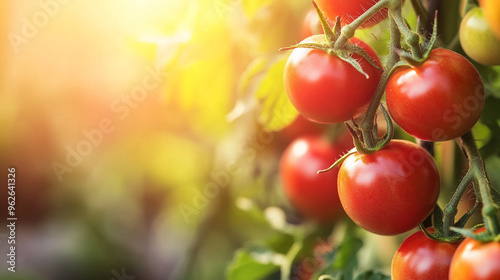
[337,140,441,235]
[460,7,500,66]
[281,2,382,124]
[386,48,484,142]
[449,227,500,280]
[392,227,460,280]
[418,204,479,243]
[281,2,382,78]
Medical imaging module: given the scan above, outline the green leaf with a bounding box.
[354,270,391,280]
[226,247,282,280]
[255,55,298,131]
[332,236,363,271]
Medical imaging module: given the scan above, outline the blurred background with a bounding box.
[0,0,305,279]
[0,0,499,279]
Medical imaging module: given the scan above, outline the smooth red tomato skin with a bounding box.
[450,229,500,280]
[460,7,500,65]
[280,135,352,223]
[284,35,382,124]
[480,0,500,40]
[315,0,388,27]
[337,140,440,235]
[392,228,460,280]
[386,48,484,141]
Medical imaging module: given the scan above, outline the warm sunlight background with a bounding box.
[0,1,441,279]
[0,0,304,279]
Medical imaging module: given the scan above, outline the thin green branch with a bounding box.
[281,239,303,280]
[334,0,391,49]
[389,0,423,58]
[443,171,474,235]
[460,131,500,236]
[359,16,401,149]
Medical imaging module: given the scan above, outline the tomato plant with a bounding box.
[479,0,500,40]
[449,228,500,280]
[386,48,484,142]
[337,140,440,235]
[391,228,460,280]
[280,134,352,223]
[315,0,388,27]
[460,7,500,65]
[227,1,500,279]
[284,35,382,124]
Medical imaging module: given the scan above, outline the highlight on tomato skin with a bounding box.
[283,35,383,124]
[279,134,352,224]
[391,228,460,280]
[337,140,440,235]
[386,48,485,142]
[449,227,500,280]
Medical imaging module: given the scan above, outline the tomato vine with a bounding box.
[228,0,500,279]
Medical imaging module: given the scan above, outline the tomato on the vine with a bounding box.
[284,35,382,124]
[315,0,388,27]
[460,7,500,65]
[479,0,500,40]
[386,48,484,142]
[280,134,352,223]
[337,140,440,235]
[391,228,460,280]
[449,228,500,280]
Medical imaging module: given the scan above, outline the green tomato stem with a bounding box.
[281,239,303,280]
[388,0,423,58]
[443,170,473,236]
[460,131,500,236]
[334,0,391,49]
[359,16,401,149]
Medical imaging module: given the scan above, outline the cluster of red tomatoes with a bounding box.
[279,0,500,279]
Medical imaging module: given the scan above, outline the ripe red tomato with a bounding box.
[284,35,382,124]
[386,48,484,141]
[315,0,388,27]
[460,7,500,65]
[337,140,440,235]
[391,228,460,280]
[479,0,500,40]
[449,228,500,280]
[280,134,352,223]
